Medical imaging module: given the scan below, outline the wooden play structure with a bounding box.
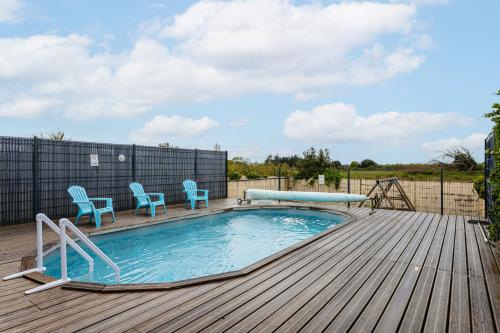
[359,177,416,211]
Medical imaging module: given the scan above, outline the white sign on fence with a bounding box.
[318,174,325,185]
[90,154,99,167]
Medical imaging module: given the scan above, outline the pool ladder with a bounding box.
[2,213,120,294]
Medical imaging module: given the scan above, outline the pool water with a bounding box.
[44,208,346,284]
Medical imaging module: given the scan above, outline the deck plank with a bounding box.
[449,215,471,333]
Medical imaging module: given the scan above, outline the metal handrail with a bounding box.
[2,213,95,294]
[59,218,120,282]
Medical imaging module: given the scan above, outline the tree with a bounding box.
[439,146,478,171]
[360,159,377,168]
[39,129,66,141]
[296,147,331,180]
[350,161,360,169]
[295,147,342,187]
[158,142,170,148]
[264,154,301,167]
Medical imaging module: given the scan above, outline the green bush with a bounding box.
[246,171,261,179]
[325,168,342,189]
[228,171,242,180]
[360,159,377,168]
[473,175,485,199]
[350,161,360,169]
[484,90,500,240]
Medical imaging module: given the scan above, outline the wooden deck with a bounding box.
[0,200,498,332]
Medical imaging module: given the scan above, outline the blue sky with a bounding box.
[0,0,498,163]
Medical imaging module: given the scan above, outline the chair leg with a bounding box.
[163,204,167,215]
[190,200,195,210]
[111,211,116,223]
[89,214,93,224]
[206,199,209,208]
[75,212,81,224]
[150,205,156,217]
[95,213,101,228]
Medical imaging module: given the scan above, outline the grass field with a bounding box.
[342,170,482,182]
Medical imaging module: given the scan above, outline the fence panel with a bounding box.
[0,136,227,225]
[195,149,227,201]
[37,139,134,219]
[135,146,196,204]
[0,137,33,225]
[227,168,484,216]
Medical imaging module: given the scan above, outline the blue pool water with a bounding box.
[44,208,346,284]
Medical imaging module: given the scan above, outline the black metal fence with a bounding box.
[485,132,495,222]
[0,136,227,226]
[228,167,484,217]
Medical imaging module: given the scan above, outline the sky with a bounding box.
[0,0,498,164]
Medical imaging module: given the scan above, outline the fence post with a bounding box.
[225,151,228,198]
[484,137,488,220]
[32,136,39,220]
[440,166,444,215]
[278,166,281,191]
[132,144,136,182]
[347,167,351,209]
[194,148,198,182]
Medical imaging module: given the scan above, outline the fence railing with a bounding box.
[0,136,227,226]
[228,168,484,217]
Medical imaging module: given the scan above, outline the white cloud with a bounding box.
[160,0,423,86]
[0,0,23,22]
[129,115,219,144]
[0,0,431,119]
[421,133,487,156]
[283,102,471,143]
[0,97,60,117]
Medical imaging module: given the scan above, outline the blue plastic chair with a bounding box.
[129,182,166,217]
[67,185,115,228]
[183,180,209,210]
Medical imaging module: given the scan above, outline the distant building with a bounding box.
[214,143,221,151]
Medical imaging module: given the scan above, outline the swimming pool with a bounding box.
[44,208,347,284]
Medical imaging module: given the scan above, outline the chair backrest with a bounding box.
[129,182,146,196]
[68,185,92,213]
[183,180,197,198]
[129,182,149,206]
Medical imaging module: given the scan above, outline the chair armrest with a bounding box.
[198,189,209,195]
[89,198,113,207]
